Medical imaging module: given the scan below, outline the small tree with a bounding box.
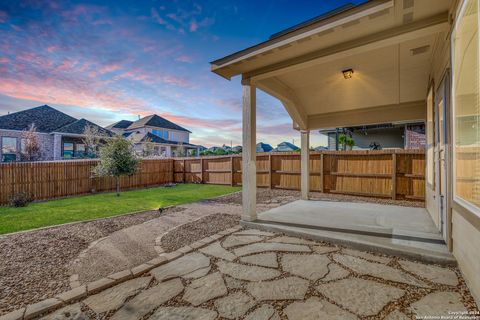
[21,123,41,161]
[83,124,105,158]
[175,143,186,157]
[93,135,139,196]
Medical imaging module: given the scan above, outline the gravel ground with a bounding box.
[0,209,169,315]
[0,188,423,316]
[160,213,240,253]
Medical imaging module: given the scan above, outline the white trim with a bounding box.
[451,0,480,218]
[212,0,394,69]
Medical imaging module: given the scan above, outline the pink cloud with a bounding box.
[189,20,198,32]
[175,54,193,63]
[0,10,7,23]
[98,63,122,74]
[161,75,192,88]
[0,57,9,64]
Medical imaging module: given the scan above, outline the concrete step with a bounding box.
[241,220,457,266]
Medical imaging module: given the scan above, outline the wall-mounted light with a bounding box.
[342,68,354,79]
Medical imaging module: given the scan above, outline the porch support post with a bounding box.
[301,130,310,200]
[242,82,257,221]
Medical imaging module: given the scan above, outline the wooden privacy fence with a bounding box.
[173,149,425,201]
[0,150,425,205]
[0,159,174,205]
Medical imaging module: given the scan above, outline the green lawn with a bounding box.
[0,184,240,235]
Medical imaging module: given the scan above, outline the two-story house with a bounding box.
[0,105,113,162]
[107,114,199,157]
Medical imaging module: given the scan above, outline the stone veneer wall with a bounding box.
[0,130,54,161]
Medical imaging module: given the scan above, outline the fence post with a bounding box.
[269,153,273,189]
[183,159,186,183]
[391,152,397,200]
[320,153,324,193]
[200,158,204,184]
[230,156,234,186]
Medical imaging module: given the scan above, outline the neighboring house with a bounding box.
[107,114,199,157]
[211,0,480,304]
[0,105,112,162]
[232,145,242,153]
[314,146,328,151]
[320,122,426,150]
[256,142,273,152]
[274,141,299,152]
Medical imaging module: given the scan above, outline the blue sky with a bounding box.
[0,0,365,147]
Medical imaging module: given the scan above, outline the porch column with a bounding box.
[53,134,62,160]
[242,82,256,221]
[301,130,310,200]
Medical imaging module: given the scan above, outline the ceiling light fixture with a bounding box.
[342,68,354,79]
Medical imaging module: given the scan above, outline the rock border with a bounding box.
[0,226,242,320]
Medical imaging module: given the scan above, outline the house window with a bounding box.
[1,137,18,162]
[63,142,74,159]
[452,0,480,213]
[152,129,169,140]
[75,143,85,158]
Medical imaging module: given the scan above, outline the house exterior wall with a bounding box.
[351,127,404,149]
[405,124,426,149]
[0,129,54,161]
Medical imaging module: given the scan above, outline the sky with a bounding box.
[0,0,366,148]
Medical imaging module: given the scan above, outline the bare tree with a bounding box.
[175,143,186,157]
[83,124,105,158]
[21,123,40,161]
[142,137,155,158]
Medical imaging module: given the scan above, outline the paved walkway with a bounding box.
[38,227,477,320]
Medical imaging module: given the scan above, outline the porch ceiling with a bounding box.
[211,0,452,130]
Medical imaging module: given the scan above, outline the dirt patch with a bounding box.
[160,213,240,252]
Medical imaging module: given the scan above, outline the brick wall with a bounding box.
[0,130,54,161]
[405,124,426,149]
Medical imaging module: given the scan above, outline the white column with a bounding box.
[242,82,256,221]
[301,130,310,200]
[166,146,172,157]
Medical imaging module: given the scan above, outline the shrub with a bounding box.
[9,192,32,207]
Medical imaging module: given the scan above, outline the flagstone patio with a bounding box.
[8,227,477,320]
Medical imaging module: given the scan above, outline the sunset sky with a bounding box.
[0,0,365,147]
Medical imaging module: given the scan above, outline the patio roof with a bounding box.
[211,0,452,130]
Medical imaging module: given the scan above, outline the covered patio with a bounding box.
[211,0,453,262]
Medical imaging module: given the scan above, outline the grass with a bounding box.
[0,184,240,235]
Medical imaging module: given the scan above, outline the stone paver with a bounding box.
[32,228,475,320]
[234,242,311,256]
[281,254,330,280]
[222,235,264,248]
[247,276,309,301]
[317,278,405,316]
[267,236,317,245]
[224,275,244,289]
[150,252,210,282]
[321,263,350,282]
[399,260,459,286]
[409,292,468,316]
[284,297,358,320]
[41,303,88,320]
[217,260,280,281]
[333,254,429,287]
[83,276,151,313]
[111,278,183,320]
[149,307,217,320]
[385,310,410,320]
[343,248,391,264]
[233,229,274,236]
[244,304,280,320]
[240,252,278,268]
[183,272,227,306]
[214,292,256,319]
[313,245,340,254]
[199,242,236,261]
